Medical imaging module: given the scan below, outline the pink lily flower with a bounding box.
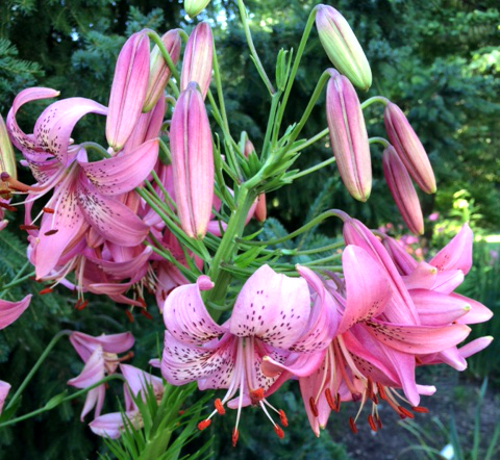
[68,331,134,420]
[0,380,11,415]
[161,264,316,445]
[120,364,164,409]
[89,410,142,439]
[0,294,32,329]
[106,31,150,151]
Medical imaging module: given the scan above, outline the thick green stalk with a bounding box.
[360,95,389,110]
[204,185,257,319]
[6,330,71,411]
[288,127,329,155]
[369,136,390,148]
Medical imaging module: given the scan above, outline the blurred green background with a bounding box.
[0,0,498,459]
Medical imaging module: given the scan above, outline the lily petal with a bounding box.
[458,336,493,359]
[410,289,471,325]
[430,224,473,275]
[79,139,159,196]
[0,380,11,415]
[0,294,32,330]
[229,264,310,348]
[451,293,493,325]
[163,275,225,345]
[89,410,141,439]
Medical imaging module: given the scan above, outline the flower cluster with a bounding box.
[0,0,494,454]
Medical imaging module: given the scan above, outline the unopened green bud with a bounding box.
[315,5,372,91]
[184,0,211,18]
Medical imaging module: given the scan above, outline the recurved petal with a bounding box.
[451,293,493,325]
[79,139,158,196]
[120,364,163,398]
[458,336,493,359]
[77,180,149,247]
[262,350,327,379]
[367,319,471,355]
[0,294,32,330]
[410,289,471,325]
[431,270,464,294]
[229,264,310,348]
[6,87,60,155]
[161,331,235,387]
[402,261,437,290]
[430,223,473,275]
[381,235,418,276]
[34,97,107,164]
[68,346,105,389]
[338,245,392,333]
[70,332,134,361]
[163,275,225,345]
[0,380,11,415]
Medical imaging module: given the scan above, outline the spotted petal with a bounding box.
[79,139,159,196]
[70,331,134,362]
[77,179,149,247]
[163,275,225,345]
[337,245,392,333]
[33,97,107,164]
[229,264,310,348]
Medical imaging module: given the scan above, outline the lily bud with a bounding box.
[382,145,424,235]
[106,31,150,151]
[185,0,211,17]
[315,5,372,91]
[143,30,182,112]
[384,102,436,194]
[326,70,371,202]
[244,139,267,222]
[170,83,214,239]
[0,115,16,190]
[180,23,213,99]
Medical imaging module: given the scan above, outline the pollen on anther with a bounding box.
[309,397,319,417]
[398,406,414,419]
[198,420,211,431]
[232,427,239,447]
[274,425,285,439]
[44,229,59,236]
[214,398,225,415]
[325,388,336,410]
[39,287,54,295]
[43,207,55,214]
[250,388,264,405]
[367,414,377,432]
[278,409,288,427]
[349,417,358,434]
[411,406,429,414]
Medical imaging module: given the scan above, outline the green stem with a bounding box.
[0,272,35,293]
[241,210,338,246]
[80,142,111,159]
[360,96,389,110]
[147,30,180,82]
[369,137,390,148]
[6,330,71,411]
[292,241,345,255]
[0,375,123,428]
[159,138,172,164]
[261,92,282,160]
[288,127,329,155]
[204,185,257,319]
[287,156,336,181]
[275,6,317,133]
[236,0,275,95]
[302,254,342,266]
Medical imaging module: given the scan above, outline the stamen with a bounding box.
[375,413,383,429]
[214,398,225,415]
[411,406,429,414]
[19,224,39,231]
[367,414,377,432]
[125,310,134,323]
[231,428,239,447]
[249,388,264,405]
[335,392,341,412]
[278,409,288,427]
[325,388,336,410]
[309,397,319,417]
[198,420,211,431]
[43,207,55,214]
[349,417,358,434]
[0,202,17,212]
[398,406,414,419]
[75,299,89,310]
[44,229,59,236]
[139,309,153,320]
[367,377,374,400]
[273,425,285,439]
[39,287,54,295]
[377,383,387,401]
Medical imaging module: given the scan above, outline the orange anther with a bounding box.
[232,428,239,447]
[349,417,358,434]
[43,207,55,214]
[309,397,319,417]
[398,406,414,419]
[325,388,336,410]
[214,398,225,415]
[139,309,153,320]
[273,425,285,439]
[367,414,377,432]
[197,420,211,431]
[19,224,39,231]
[39,287,53,295]
[125,310,134,323]
[249,388,264,405]
[44,229,59,236]
[377,383,387,401]
[411,406,429,413]
[278,409,288,427]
